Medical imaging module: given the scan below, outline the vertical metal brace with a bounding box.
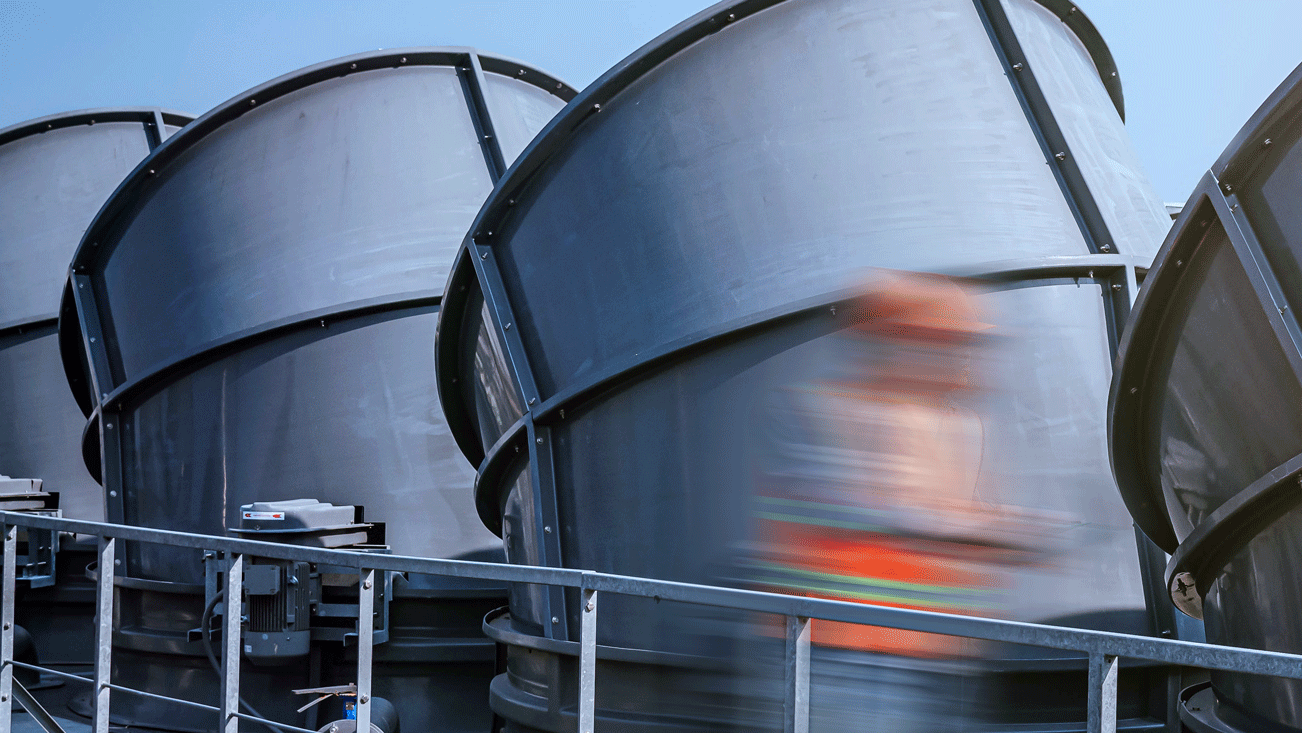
[221,554,242,733]
[973,0,1117,255]
[0,525,16,733]
[578,584,597,733]
[356,568,375,733]
[783,615,811,733]
[528,421,569,640]
[93,537,114,733]
[1087,652,1119,733]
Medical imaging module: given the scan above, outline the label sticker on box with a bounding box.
[243,511,285,521]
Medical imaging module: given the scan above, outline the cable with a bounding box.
[201,589,289,733]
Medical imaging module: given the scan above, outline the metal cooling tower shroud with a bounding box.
[1111,61,1302,733]
[436,0,1185,731]
[58,49,573,732]
[0,107,193,678]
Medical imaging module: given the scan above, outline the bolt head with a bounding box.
[363,579,373,590]
[360,694,369,704]
[551,616,559,624]
[544,525,552,534]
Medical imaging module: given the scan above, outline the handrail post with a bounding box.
[0,524,16,733]
[221,554,242,733]
[357,567,375,733]
[93,536,115,733]
[1087,651,1119,733]
[783,615,810,733]
[579,585,597,733]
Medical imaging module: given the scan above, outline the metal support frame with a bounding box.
[974,0,1117,255]
[578,584,597,733]
[93,537,113,733]
[356,568,374,733]
[5,512,1302,733]
[1087,652,1119,733]
[221,554,242,733]
[783,616,811,733]
[0,525,15,733]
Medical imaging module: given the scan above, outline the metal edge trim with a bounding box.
[1212,61,1302,185]
[1107,175,1223,553]
[0,108,194,150]
[1166,451,1302,608]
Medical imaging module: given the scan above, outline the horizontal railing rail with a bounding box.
[0,511,1298,733]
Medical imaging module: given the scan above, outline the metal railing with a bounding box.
[2,512,1302,733]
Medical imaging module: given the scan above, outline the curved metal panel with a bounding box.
[438,0,1170,729]
[101,67,486,380]
[120,307,497,582]
[488,0,1091,399]
[0,326,100,520]
[1002,0,1169,260]
[1110,60,1302,733]
[0,122,149,326]
[0,108,192,519]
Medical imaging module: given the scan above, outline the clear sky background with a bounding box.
[2,1,1300,205]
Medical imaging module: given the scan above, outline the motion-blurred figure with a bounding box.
[748,271,1035,731]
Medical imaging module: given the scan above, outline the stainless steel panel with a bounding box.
[492,0,1091,397]
[120,309,496,582]
[1147,223,1302,542]
[1002,0,1170,260]
[101,67,491,379]
[0,328,102,521]
[0,122,149,324]
[481,72,569,167]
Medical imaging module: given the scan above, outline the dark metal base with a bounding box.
[1177,682,1294,733]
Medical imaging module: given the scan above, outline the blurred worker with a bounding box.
[748,270,1031,730]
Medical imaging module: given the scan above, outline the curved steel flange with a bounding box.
[1164,451,1302,620]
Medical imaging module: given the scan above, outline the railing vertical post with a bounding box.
[579,586,597,733]
[1087,651,1119,733]
[0,524,16,733]
[93,536,115,733]
[356,567,375,733]
[784,615,811,733]
[221,554,242,733]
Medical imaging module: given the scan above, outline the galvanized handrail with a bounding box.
[1,511,1300,733]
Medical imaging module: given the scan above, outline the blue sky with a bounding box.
[2,1,1299,204]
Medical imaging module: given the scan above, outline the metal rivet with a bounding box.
[517,69,526,76]
[1099,244,1111,252]
[109,491,117,497]
[1264,138,1273,148]
[505,323,512,330]
[114,559,121,565]
[1110,71,1117,78]
[585,601,595,612]
[1054,151,1066,161]
[148,169,155,176]
[1129,387,1138,394]
[249,99,257,106]
[1223,183,1233,193]
[593,103,602,112]
[46,124,52,130]
[1012,63,1024,71]
[536,437,543,444]
[350,63,357,70]
[90,337,96,343]
[320,320,326,328]
[830,306,837,315]
[79,283,84,289]
[1088,270,1094,278]
[360,694,369,704]
[528,397,536,405]
[1068,6,1077,14]
[480,251,488,259]
[1111,284,1122,292]
[1281,305,1289,314]
[508,198,516,206]
[105,422,113,429]
[559,409,566,419]
[551,616,559,624]
[400,57,407,63]
[363,579,372,590]
[1176,260,1183,267]
[544,526,552,534]
[556,82,563,89]
[88,120,95,125]
[727,13,735,21]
